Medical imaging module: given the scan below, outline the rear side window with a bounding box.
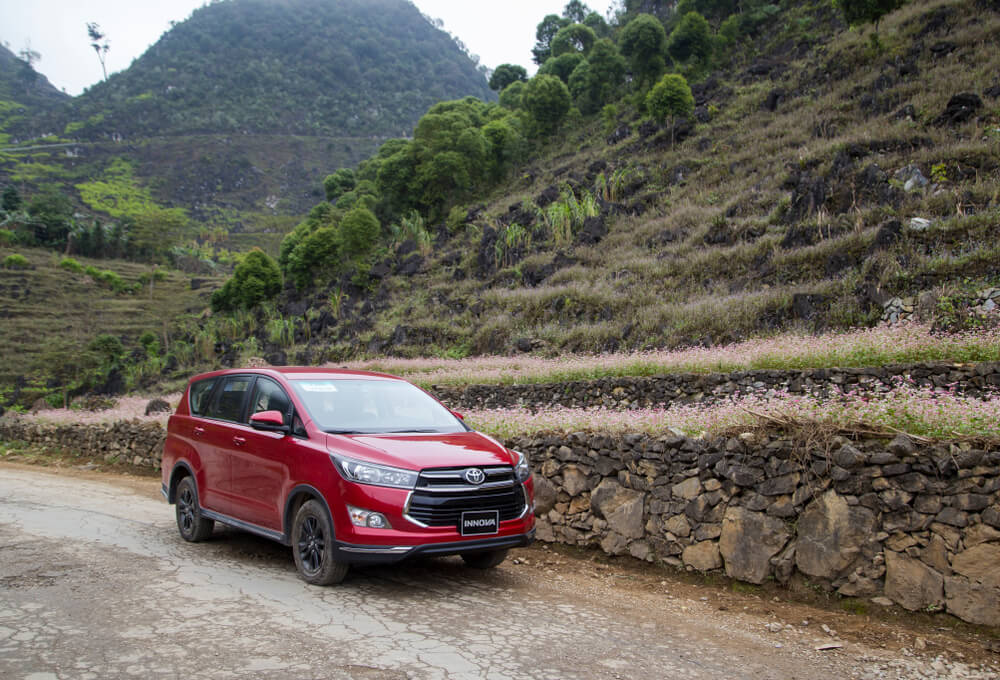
[202,376,253,422]
[188,378,218,416]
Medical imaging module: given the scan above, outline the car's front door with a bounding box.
[197,374,255,515]
[228,377,295,531]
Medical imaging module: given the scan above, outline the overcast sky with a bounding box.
[0,0,599,96]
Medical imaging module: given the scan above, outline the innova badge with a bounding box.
[463,468,486,485]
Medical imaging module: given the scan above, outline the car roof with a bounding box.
[188,367,403,382]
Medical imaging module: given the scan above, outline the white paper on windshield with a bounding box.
[296,381,340,392]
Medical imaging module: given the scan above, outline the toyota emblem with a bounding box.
[463,468,486,485]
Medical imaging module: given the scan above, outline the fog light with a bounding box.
[347,505,391,529]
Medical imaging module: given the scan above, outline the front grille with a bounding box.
[407,466,526,527]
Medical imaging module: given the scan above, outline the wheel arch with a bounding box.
[166,461,196,504]
[283,484,335,546]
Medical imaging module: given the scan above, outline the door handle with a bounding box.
[193,426,205,436]
[232,436,247,446]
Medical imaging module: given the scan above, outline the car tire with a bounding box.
[292,500,348,586]
[461,548,509,569]
[175,476,214,542]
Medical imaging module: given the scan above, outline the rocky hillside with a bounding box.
[0,0,493,230]
[251,0,1000,366]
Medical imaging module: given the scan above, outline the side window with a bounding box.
[203,376,253,422]
[248,378,292,424]
[188,378,218,416]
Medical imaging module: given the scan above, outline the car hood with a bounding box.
[325,431,513,470]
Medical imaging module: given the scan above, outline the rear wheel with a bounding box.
[292,500,348,585]
[175,476,214,542]
[461,548,509,569]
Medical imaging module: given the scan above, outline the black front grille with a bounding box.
[407,466,526,527]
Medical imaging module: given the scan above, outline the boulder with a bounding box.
[945,577,1000,627]
[561,465,590,497]
[719,507,791,584]
[884,550,944,612]
[144,398,171,415]
[590,479,645,539]
[683,541,722,572]
[795,490,876,580]
[663,514,691,538]
[951,544,1000,588]
[672,476,702,500]
[532,474,557,516]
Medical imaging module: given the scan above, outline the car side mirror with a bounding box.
[250,410,290,434]
[451,410,465,420]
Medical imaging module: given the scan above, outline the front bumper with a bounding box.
[333,528,535,565]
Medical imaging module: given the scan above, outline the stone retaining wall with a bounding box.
[0,419,166,469]
[2,415,998,627]
[432,361,1000,411]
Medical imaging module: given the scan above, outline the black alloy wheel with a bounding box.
[175,476,214,542]
[291,500,348,585]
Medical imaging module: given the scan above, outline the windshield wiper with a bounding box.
[383,429,441,434]
[325,429,361,435]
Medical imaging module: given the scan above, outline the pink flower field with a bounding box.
[341,323,1000,387]
[18,394,182,427]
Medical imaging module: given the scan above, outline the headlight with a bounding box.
[332,454,418,489]
[514,450,531,483]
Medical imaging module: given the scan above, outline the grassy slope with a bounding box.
[0,247,224,384]
[316,0,999,360]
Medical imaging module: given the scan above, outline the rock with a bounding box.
[532,474,557,516]
[796,491,876,580]
[909,217,932,231]
[951,544,1000,588]
[590,479,645,539]
[833,444,866,469]
[672,476,702,500]
[887,434,917,456]
[144,398,171,415]
[946,576,1000,627]
[561,465,590,497]
[884,550,945,611]
[871,596,894,607]
[719,507,791,584]
[920,535,951,573]
[759,473,800,496]
[935,507,968,527]
[964,523,1000,548]
[683,541,722,571]
[663,514,691,538]
[894,164,928,192]
[934,92,983,126]
[600,532,629,555]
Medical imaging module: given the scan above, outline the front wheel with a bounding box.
[292,500,348,585]
[461,548,509,569]
[175,476,214,542]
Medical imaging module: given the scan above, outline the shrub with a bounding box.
[59,256,84,274]
[523,75,572,134]
[340,206,381,258]
[211,248,283,311]
[2,253,30,269]
[0,229,14,246]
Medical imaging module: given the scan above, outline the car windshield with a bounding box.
[289,378,466,435]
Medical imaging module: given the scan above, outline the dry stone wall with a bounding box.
[2,409,998,627]
[433,361,1000,411]
[507,430,1000,627]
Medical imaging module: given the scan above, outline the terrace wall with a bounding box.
[2,415,998,627]
[432,361,1000,411]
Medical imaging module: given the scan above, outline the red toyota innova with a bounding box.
[161,368,535,584]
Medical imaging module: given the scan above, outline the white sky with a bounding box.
[0,0,593,96]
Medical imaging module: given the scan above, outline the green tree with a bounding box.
[835,0,906,31]
[667,11,713,65]
[499,80,526,110]
[538,52,586,84]
[551,23,597,57]
[647,73,694,145]
[128,208,190,261]
[285,225,340,289]
[619,14,668,91]
[33,336,99,409]
[89,333,125,371]
[582,11,610,37]
[563,0,591,22]
[211,248,282,311]
[489,64,527,91]
[27,187,74,248]
[323,168,355,202]
[532,14,571,64]
[577,39,627,111]
[339,206,381,258]
[86,22,110,81]
[2,186,22,213]
[482,117,527,181]
[523,74,572,134]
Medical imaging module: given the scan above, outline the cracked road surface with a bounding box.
[1,463,996,679]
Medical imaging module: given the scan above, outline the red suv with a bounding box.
[161,368,535,584]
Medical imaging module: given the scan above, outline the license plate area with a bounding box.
[460,510,499,536]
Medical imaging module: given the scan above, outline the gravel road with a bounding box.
[1,462,997,680]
